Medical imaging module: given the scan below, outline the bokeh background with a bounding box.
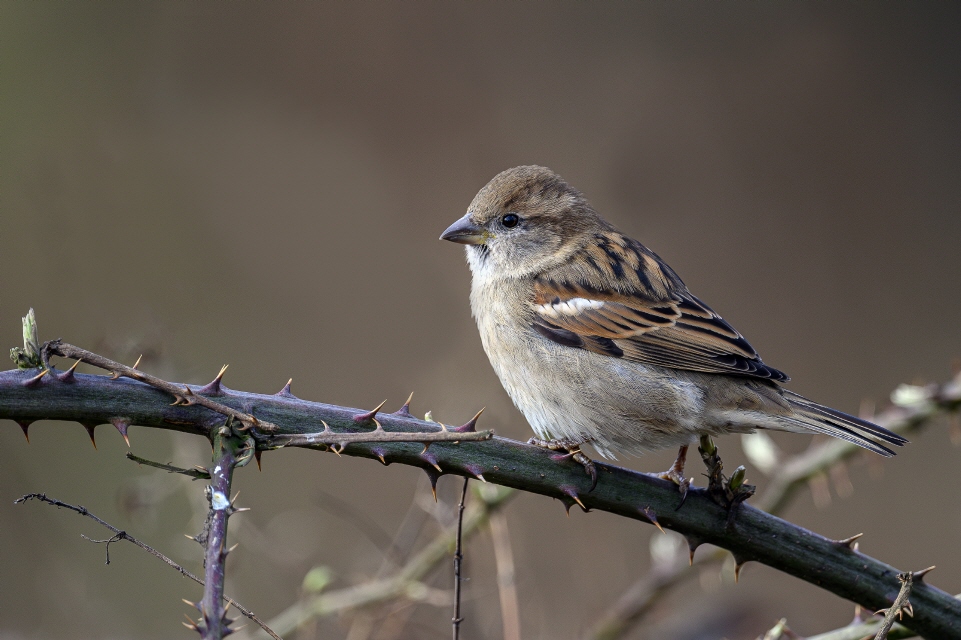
[2,3,960,639]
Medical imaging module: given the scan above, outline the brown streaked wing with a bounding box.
[531,237,790,382]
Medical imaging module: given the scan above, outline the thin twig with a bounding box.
[488,508,521,640]
[267,427,492,450]
[13,493,281,640]
[875,572,915,640]
[126,452,210,480]
[236,486,516,640]
[452,477,469,640]
[43,340,281,433]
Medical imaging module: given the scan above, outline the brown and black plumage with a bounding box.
[441,165,906,470]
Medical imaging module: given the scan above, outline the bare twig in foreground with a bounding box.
[452,478,469,640]
[14,493,281,640]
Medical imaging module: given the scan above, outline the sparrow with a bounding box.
[441,165,906,490]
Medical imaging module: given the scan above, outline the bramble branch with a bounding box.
[4,333,961,637]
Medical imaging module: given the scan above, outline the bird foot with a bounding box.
[528,437,598,491]
[698,435,755,518]
[648,445,691,506]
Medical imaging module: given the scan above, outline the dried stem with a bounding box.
[452,477,469,640]
[238,486,517,639]
[13,493,280,640]
[875,572,915,640]
[488,507,521,640]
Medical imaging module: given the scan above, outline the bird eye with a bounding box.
[501,213,520,228]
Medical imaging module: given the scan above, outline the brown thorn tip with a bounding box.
[354,399,388,423]
[17,421,31,443]
[228,543,240,553]
[132,354,143,370]
[84,424,98,449]
[23,369,49,387]
[57,359,80,382]
[394,391,415,416]
[110,418,131,447]
[913,565,936,581]
[836,533,864,549]
[640,507,664,534]
[254,450,262,471]
[734,563,744,583]
[454,407,485,433]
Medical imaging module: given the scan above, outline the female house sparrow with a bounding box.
[441,165,906,489]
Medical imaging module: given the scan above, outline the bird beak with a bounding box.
[440,214,487,245]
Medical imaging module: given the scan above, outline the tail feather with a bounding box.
[782,390,908,457]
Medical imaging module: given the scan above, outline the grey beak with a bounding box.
[440,214,487,245]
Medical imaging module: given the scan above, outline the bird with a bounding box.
[440,165,906,491]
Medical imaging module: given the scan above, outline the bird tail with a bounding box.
[781,390,908,457]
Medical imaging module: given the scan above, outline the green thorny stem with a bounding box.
[3,336,961,637]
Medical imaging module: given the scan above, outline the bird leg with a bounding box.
[648,445,691,502]
[698,435,755,516]
[527,437,598,491]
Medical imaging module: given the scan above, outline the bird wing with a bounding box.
[531,233,790,382]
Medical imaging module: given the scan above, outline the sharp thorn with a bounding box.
[131,354,143,370]
[110,371,122,380]
[23,369,49,387]
[639,506,664,534]
[393,392,414,417]
[182,598,198,609]
[354,399,388,424]
[372,448,388,465]
[454,407,485,433]
[198,364,228,395]
[560,487,587,511]
[465,464,487,483]
[254,449,262,471]
[372,417,383,431]
[227,542,240,554]
[836,533,864,549]
[57,359,80,382]
[425,468,440,502]
[17,420,31,443]
[83,423,98,449]
[431,462,442,473]
[275,378,297,398]
[913,565,936,581]
[685,535,703,566]
[110,418,131,447]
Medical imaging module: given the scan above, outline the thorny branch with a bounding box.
[583,370,961,640]
[5,330,961,637]
[13,493,281,640]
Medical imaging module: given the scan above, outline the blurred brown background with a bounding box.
[2,3,960,639]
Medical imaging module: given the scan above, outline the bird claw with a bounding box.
[528,437,598,491]
[648,444,690,507]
